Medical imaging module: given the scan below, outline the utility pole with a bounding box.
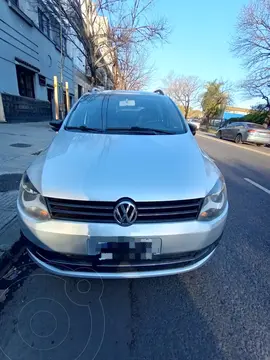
[59,0,64,119]
[65,82,70,113]
[54,76,59,120]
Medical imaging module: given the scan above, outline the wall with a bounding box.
[68,34,92,100]
[74,68,92,101]
[223,112,245,121]
[2,93,51,123]
[0,0,74,101]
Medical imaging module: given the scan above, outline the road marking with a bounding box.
[197,133,270,157]
[244,178,270,195]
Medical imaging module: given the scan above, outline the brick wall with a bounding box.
[1,93,52,123]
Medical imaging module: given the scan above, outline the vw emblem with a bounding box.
[113,200,138,226]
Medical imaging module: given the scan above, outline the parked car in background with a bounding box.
[217,122,270,146]
[188,119,201,130]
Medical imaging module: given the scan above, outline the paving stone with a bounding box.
[0,218,20,252]
[0,210,16,232]
[0,191,18,210]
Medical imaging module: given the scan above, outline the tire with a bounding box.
[217,131,222,139]
[235,134,242,144]
[256,144,262,147]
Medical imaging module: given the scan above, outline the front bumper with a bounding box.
[26,240,218,279]
[18,200,228,278]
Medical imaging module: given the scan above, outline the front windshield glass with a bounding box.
[66,94,104,129]
[66,93,187,134]
[106,94,186,134]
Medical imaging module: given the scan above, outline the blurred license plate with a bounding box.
[93,237,162,260]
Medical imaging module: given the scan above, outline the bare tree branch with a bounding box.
[116,44,155,90]
[231,0,270,104]
[163,73,202,118]
[31,0,169,87]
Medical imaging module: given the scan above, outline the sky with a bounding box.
[147,0,259,109]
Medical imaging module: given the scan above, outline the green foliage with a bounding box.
[201,81,230,121]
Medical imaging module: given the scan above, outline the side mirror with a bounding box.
[49,120,63,132]
[188,123,196,136]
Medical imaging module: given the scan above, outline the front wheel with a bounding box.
[235,134,242,144]
[256,144,262,147]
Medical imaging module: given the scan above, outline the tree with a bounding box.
[116,45,155,90]
[227,106,268,126]
[38,0,169,87]
[231,0,270,125]
[240,79,270,126]
[201,81,231,127]
[163,73,201,118]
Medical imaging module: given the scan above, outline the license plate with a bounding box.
[88,237,162,260]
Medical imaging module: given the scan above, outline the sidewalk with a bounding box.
[0,122,55,265]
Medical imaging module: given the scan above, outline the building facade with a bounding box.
[0,0,93,122]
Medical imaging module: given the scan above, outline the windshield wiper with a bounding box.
[65,125,103,133]
[105,126,176,134]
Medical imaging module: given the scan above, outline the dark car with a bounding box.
[217,122,270,146]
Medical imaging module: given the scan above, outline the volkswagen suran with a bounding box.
[17,90,228,278]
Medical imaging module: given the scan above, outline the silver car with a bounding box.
[217,121,270,146]
[17,90,228,279]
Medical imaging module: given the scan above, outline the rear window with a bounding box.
[246,123,264,129]
[66,93,187,134]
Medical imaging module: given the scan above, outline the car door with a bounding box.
[222,123,232,139]
[227,123,239,140]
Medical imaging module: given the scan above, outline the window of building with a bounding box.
[62,35,67,54]
[16,65,35,98]
[52,19,60,48]
[38,8,50,38]
[51,19,67,54]
[78,84,83,98]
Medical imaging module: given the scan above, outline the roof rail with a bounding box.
[90,87,101,93]
[154,89,164,95]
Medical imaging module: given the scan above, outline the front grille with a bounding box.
[46,197,203,224]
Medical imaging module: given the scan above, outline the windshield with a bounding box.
[66,93,187,134]
[66,94,104,130]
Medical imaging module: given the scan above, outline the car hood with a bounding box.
[28,130,220,201]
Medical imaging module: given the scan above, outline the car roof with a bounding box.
[82,89,167,98]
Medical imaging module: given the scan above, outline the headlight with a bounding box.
[198,176,227,221]
[19,173,50,220]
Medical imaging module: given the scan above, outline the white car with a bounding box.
[188,119,201,130]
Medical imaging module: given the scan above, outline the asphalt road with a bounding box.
[0,134,269,360]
